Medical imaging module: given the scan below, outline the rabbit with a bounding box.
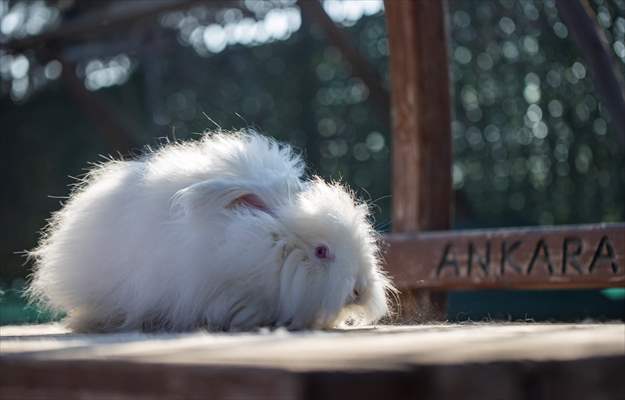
[27,131,396,332]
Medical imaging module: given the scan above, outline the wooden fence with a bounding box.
[384,0,625,318]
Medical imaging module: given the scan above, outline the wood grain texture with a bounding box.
[384,223,625,290]
[1,323,624,399]
[385,0,452,233]
[385,0,453,321]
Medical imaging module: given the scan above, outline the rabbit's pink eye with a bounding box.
[314,245,331,260]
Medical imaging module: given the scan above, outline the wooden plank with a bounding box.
[0,360,299,400]
[384,0,452,320]
[2,356,623,400]
[384,223,625,290]
[1,323,624,399]
[2,323,624,366]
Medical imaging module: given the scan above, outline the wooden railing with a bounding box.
[384,0,625,319]
[384,223,625,290]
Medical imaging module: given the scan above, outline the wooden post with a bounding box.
[385,0,453,321]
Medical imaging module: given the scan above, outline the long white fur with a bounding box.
[28,132,395,332]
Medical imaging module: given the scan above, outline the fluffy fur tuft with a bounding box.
[28,131,395,332]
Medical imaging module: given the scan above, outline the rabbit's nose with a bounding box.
[345,288,361,305]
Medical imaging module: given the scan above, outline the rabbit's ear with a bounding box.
[170,180,270,217]
[227,193,269,212]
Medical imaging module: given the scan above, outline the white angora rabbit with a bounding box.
[28,132,395,332]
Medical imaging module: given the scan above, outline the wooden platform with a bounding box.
[1,323,624,399]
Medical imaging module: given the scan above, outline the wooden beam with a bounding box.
[2,0,210,54]
[298,0,390,113]
[384,0,452,320]
[555,0,625,144]
[2,324,624,399]
[0,359,297,399]
[61,60,137,153]
[384,223,625,290]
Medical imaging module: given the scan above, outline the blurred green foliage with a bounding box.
[449,0,625,228]
[1,0,623,323]
[0,286,58,324]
